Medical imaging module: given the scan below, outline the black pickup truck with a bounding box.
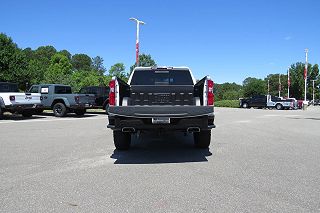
[240,95,296,110]
[107,66,215,150]
[79,86,109,112]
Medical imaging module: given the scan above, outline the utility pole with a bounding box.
[287,67,290,98]
[268,79,270,95]
[129,18,145,66]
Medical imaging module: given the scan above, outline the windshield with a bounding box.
[130,70,194,86]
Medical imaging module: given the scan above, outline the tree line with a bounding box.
[215,63,319,101]
[1,33,319,100]
[0,33,156,92]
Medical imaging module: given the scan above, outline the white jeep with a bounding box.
[0,82,42,119]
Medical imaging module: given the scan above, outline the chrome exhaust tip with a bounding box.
[187,127,200,133]
[122,127,135,133]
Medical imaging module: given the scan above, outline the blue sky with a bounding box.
[1,0,319,84]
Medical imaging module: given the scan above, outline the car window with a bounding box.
[29,86,39,93]
[54,86,72,94]
[0,83,19,92]
[131,70,194,85]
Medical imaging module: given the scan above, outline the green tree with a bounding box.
[92,56,106,75]
[71,70,111,92]
[59,50,72,60]
[34,46,57,62]
[108,63,127,80]
[214,82,242,101]
[71,54,92,71]
[308,64,320,100]
[265,74,288,97]
[129,53,156,74]
[242,77,266,97]
[289,62,311,99]
[44,53,73,84]
[0,33,28,89]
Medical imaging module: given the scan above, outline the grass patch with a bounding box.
[215,100,240,108]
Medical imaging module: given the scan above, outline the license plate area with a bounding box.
[152,117,170,124]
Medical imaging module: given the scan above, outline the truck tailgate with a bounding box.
[6,93,41,105]
[108,106,214,118]
[78,94,96,104]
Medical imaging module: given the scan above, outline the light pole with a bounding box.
[129,17,145,66]
[278,74,281,97]
[287,67,290,98]
[304,49,308,102]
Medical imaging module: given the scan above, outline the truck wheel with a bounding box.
[75,109,86,116]
[276,104,283,110]
[0,108,3,119]
[53,103,67,117]
[113,131,131,150]
[194,130,211,149]
[242,102,249,108]
[105,104,109,115]
[22,111,33,118]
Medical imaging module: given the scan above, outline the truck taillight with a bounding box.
[74,96,80,103]
[109,79,116,106]
[207,79,214,106]
[9,96,15,101]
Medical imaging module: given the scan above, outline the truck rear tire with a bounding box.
[194,130,211,149]
[242,102,249,108]
[276,104,283,110]
[0,108,3,119]
[53,103,67,117]
[75,109,86,116]
[105,104,109,115]
[113,130,131,150]
[22,111,33,118]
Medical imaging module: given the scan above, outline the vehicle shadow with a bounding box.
[110,132,212,164]
[39,112,98,118]
[0,114,47,121]
[86,111,107,115]
[287,117,320,121]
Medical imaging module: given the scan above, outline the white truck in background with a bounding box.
[0,82,42,119]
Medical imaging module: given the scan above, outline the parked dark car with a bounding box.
[79,86,109,112]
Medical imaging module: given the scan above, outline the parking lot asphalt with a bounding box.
[1,107,320,212]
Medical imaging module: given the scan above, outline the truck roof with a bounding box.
[133,66,191,71]
[32,84,71,87]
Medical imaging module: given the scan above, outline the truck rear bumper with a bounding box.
[108,106,214,118]
[108,115,215,132]
[6,104,43,110]
[70,103,95,109]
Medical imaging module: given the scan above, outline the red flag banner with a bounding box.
[304,67,307,80]
[288,69,290,87]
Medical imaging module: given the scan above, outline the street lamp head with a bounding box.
[129,17,138,22]
[129,17,145,25]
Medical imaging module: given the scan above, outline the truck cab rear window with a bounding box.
[54,86,72,94]
[130,70,193,85]
[0,83,19,92]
